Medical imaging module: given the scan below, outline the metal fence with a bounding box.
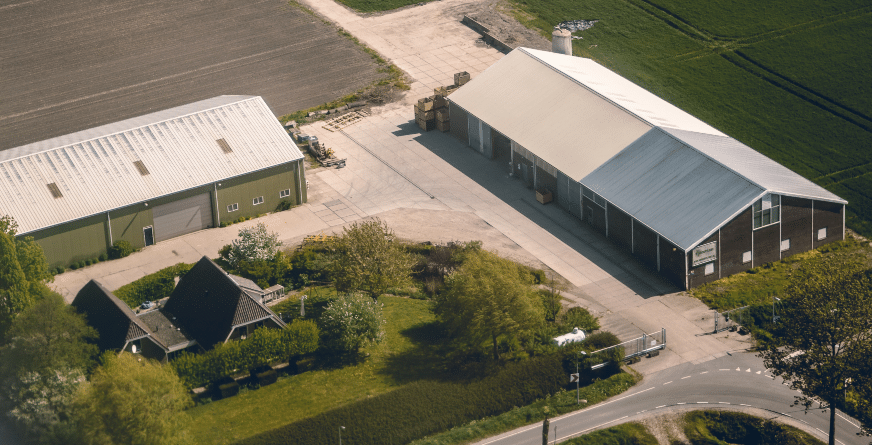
[713,305,751,333]
[589,328,666,370]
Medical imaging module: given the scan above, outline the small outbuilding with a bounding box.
[447,47,846,289]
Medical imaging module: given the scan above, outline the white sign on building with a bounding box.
[692,241,717,267]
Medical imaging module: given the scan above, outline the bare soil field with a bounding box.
[0,0,383,150]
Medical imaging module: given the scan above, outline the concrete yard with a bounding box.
[0,0,383,150]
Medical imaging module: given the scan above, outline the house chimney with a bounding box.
[552,28,572,55]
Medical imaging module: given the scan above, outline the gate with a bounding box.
[713,305,751,333]
[589,328,666,370]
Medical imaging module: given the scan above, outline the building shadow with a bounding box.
[405,126,679,300]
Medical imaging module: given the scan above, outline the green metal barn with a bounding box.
[0,96,306,268]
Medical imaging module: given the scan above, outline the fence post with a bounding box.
[713,310,719,333]
[662,328,666,347]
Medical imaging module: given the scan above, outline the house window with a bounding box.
[253,196,264,206]
[753,194,780,229]
[817,227,827,240]
[742,251,752,264]
[279,189,291,198]
[227,203,239,212]
[704,263,715,276]
[781,239,790,252]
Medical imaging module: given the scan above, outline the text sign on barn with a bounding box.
[692,241,717,267]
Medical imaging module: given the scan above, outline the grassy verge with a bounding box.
[563,422,657,445]
[410,371,637,445]
[280,2,410,125]
[187,296,439,444]
[335,0,436,13]
[689,235,871,311]
[507,0,872,237]
[684,410,825,445]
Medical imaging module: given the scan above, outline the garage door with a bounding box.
[152,193,213,242]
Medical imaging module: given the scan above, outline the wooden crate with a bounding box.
[416,117,435,131]
[416,97,435,112]
[436,120,450,132]
[433,95,448,108]
[435,108,450,122]
[434,85,459,97]
[414,107,435,121]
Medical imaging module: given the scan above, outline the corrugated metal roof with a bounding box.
[448,49,652,182]
[583,128,765,250]
[662,127,847,204]
[521,48,726,137]
[1,96,303,234]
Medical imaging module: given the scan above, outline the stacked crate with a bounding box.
[454,71,470,86]
[435,95,450,132]
[415,96,436,131]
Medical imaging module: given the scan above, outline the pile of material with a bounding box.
[415,71,470,132]
[296,134,346,168]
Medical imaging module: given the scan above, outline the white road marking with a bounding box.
[736,367,741,371]
[700,371,708,374]
[677,402,686,405]
[718,402,730,404]
[837,412,860,428]
[719,369,730,371]
[681,376,691,379]
[739,404,750,407]
[656,405,666,409]
[746,368,751,372]
[663,381,672,385]
[755,370,761,374]
[697,402,708,404]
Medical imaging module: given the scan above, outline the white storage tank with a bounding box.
[552,28,572,55]
[552,327,586,347]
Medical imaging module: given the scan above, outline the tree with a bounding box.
[0,290,98,443]
[0,215,53,338]
[320,293,385,354]
[71,353,193,445]
[758,262,872,445]
[328,219,416,300]
[435,249,543,360]
[224,222,282,268]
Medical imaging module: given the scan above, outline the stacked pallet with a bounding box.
[416,71,471,132]
[415,96,436,131]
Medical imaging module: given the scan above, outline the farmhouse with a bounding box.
[0,96,306,269]
[72,256,286,362]
[447,47,846,289]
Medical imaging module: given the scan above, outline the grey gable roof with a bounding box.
[162,256,283,348]
[72,280,162,351]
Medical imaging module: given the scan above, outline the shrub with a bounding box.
[226,222,282,268]
[55,267,65,275]
[320,293,385,354]
[108,240,135,259]
[85,259,92,266]
[584,331,621,350]
[171,320,319,389]
[275,200,294,212]
[530,268,547,284]
[113,263,194,308]
[237,355,565,445]
[559,307,600,332]
[684,410,825,445]
[98,253,108,262]
[70,263,79,270]
[538,289,562,322]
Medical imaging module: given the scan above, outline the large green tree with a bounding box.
[71,353,193,445]
[328,219,416,300]
[0,215,53,337]
[0,290,98,443]
[435,249,543,360]
[758,262,872,445]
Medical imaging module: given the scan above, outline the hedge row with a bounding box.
[171,320,319,389]
[236,354,565,445]
[113,262,194,308]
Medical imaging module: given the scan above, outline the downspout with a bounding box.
[107,212,113,245]
[685,249,689,290]
[214,183,220,227]
[296,160,304,204]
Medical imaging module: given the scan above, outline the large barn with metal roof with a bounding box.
[0,95,306,269]
[447,47,846,289]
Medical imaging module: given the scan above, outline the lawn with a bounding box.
[508,0,872,237]
[186,296,441,444]
[335,0,436,13]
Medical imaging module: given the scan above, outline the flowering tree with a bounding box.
[226,222,282,267]
[320,293,385,354]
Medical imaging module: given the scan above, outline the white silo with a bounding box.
[552,28,572,55]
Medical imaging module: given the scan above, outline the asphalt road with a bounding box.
[474,352,866,445]
[0,0,383,150]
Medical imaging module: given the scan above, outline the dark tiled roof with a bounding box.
[137,310,195,351]
[72,280,158,351]
[163,256,284,349]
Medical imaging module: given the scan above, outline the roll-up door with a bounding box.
[152,193,213,242]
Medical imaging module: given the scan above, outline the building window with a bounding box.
[753,193,780,229]
[253,196,264,206]
[227,203,239,212]
[742,251,752,264]
[279,189,291,198]
[781,239,790,252]
[817,227,827,240]
[704,263,715,276]
[582,186,606,208]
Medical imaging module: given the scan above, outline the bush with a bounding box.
[237,355,565,445]
[171,320,319,389]
[85,259,93,266]
[530,268,547,284]
[98,253,108,262]
[225,222,282,268]
[584,331,621,350]
[55,266,65,275]
[538,289,562,322]
[113,263,194,308]
[275,200,294,212]
[108,240,135,259]
[684,410,825,445]
[320,293,385,353]
[559,307,601,333]
[70,263,79,270]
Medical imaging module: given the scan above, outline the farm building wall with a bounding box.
[753,223,781,266]
[719,207,753,277]
[659,237,685,287]
[582,196,606,236]
[30,214,109,269]
[215,161,304,225]
[780,196,812,256]
[607,205,633,252]
[687,232,719,288]
[448,102,468,143]
[812,200,843,248]
[108,203,153,251]
[632,221,659,271]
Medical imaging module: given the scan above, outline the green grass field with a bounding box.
[187,296,441,444]
[336,0,435,13]
[505,0,872,237]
